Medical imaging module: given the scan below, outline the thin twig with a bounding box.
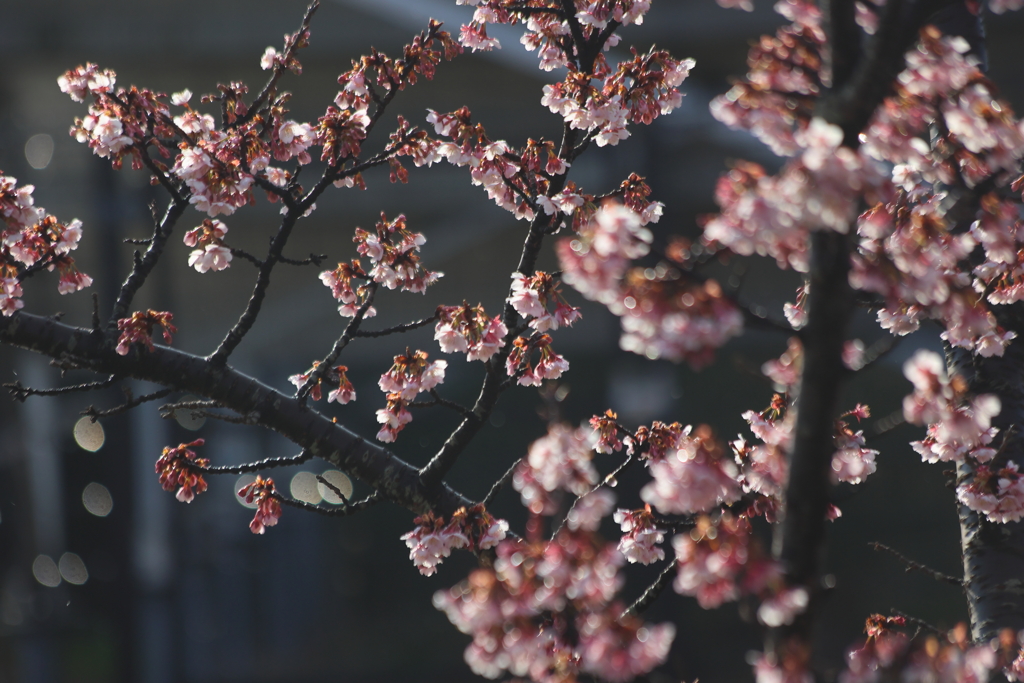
[353,313,439,338]
[482,457,524,507]
[83,387,173,420]
[890,609,944,635]
[280,252,327,267]
[5,375,118,403]
[230,248,264,267]
[274,490,382,516]
[869,542,964,587]
[189,449,314,475]
[869,410,907,439]
[315,474,351,507]
[621,561,678,619]
[426,390,477,420]
[551,454,635,539]
[297,284,378,406]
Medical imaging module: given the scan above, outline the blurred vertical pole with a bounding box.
[92,161,136,683]
[20,358,64,683]
[133,175,180,683]
[132,392,174,683]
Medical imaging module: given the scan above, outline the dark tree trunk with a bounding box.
[949,304,1024,642]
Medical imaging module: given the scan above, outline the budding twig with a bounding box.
[5,375,118,403]
[869,542,964,587]
[83,386,173,420]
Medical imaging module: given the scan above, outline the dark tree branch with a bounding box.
[208,210,302,364]
[234,1,320,129]
[160,399,259,425]
[280,252,327,267]
[0,311,473,517]
[108,195,189,330]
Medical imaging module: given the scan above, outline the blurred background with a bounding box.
[1,1,1023,681]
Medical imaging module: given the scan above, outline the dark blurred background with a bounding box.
[1,1,1023,681]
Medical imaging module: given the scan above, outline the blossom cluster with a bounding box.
[640,424,742,516]
[513,422,599,515]
[354,213,441,294]
[457,0,689,150]
[612,505,665,565]
[401,505,508,576]
[424,106,574,222]
[505,333,570,386]
[901,350,1024,522]
[319,259,374,317]
[238,476,283,534]
[508,271,581,332]
[560,203,743,365]
[837,618,1019,683]
[183,219,232,272]
[288,362,356,404]
[376,349,447,442]
[433,532,674,683]
[1,174,93,314]
[155,439,209,503]
[61,22,459,219]
[434,302,507,361]
[115,310,177,356]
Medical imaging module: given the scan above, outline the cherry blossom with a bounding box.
[378,348,447,401]
[508,271,581,332]
[613,505,665,564]
[354,213,442,294]
[401,512,470,576]
[115,310,177,355]
[590,409,626,454]
[831,408,878,485]
[155,439,209,503]
[513,422,599,515]
[505,334,569,386]
[319,260,375,317]
[640,424,742,515]
[376,395,413,443]
[673,514,751,608]
[238,476,283,534]
[566,488,616,532]
[0,278,24,316]
[757,586,809,627]
[434,302,508,361]
[183,219,233,272]
[57,63,116,103]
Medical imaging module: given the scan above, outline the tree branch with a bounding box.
[0,311,473,517]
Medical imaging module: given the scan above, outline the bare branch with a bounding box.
[870,542,964,587]
[353,312,439,338]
